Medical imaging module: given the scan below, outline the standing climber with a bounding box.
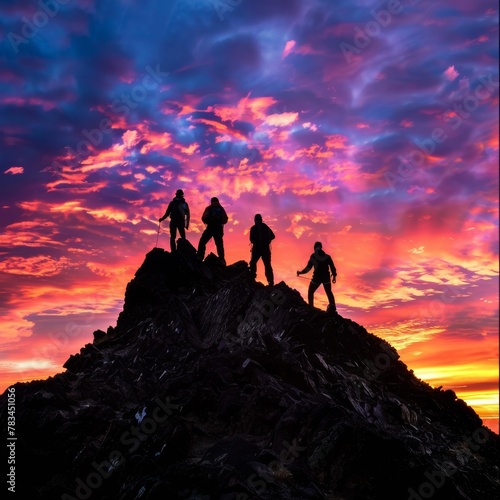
[249,214,275,286]
[197,197,228,264]
[159,189,190,252]
[297,241,338,313]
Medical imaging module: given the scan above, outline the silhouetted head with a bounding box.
[314,241,322,250]
[211,197,219,204]
[176,189,184,197]
[254,214,263,223]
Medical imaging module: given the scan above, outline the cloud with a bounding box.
[264,112,299,127]
[4,166,23,174]
[283,39,296,59]
[444,65,459,81]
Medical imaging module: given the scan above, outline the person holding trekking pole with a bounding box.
[159,189,190,252]
[297,241,338,313]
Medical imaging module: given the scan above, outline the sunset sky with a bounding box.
[0,0,498,432]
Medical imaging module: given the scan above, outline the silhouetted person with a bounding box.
[159,189,190,252]
[197,197,228,264]
[249,214,275,286]
[297,241,337,312]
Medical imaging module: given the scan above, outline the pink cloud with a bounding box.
[4,166,24,175]
[1,96,57,111]
[444,65,459,81]
[282,40,296,59]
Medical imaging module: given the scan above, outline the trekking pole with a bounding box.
[155,221,161,248]
[297,275,332,285]
[297,275,311,281]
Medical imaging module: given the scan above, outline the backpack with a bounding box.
[204,205,227,225]
[252,223,274,247]
[170,198,186,221]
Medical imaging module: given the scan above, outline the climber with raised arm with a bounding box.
[297,241,337,313]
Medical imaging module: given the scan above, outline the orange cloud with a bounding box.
[211,95,277,124]
[0,255,71,277]
[190,117,247,141]
[264,112,299,127]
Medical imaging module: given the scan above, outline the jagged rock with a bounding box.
[1,245,498,499]
[93,329,106,342]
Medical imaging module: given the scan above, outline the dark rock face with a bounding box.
[1,242,499,499]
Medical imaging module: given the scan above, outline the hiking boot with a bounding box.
[327,305,337,315]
